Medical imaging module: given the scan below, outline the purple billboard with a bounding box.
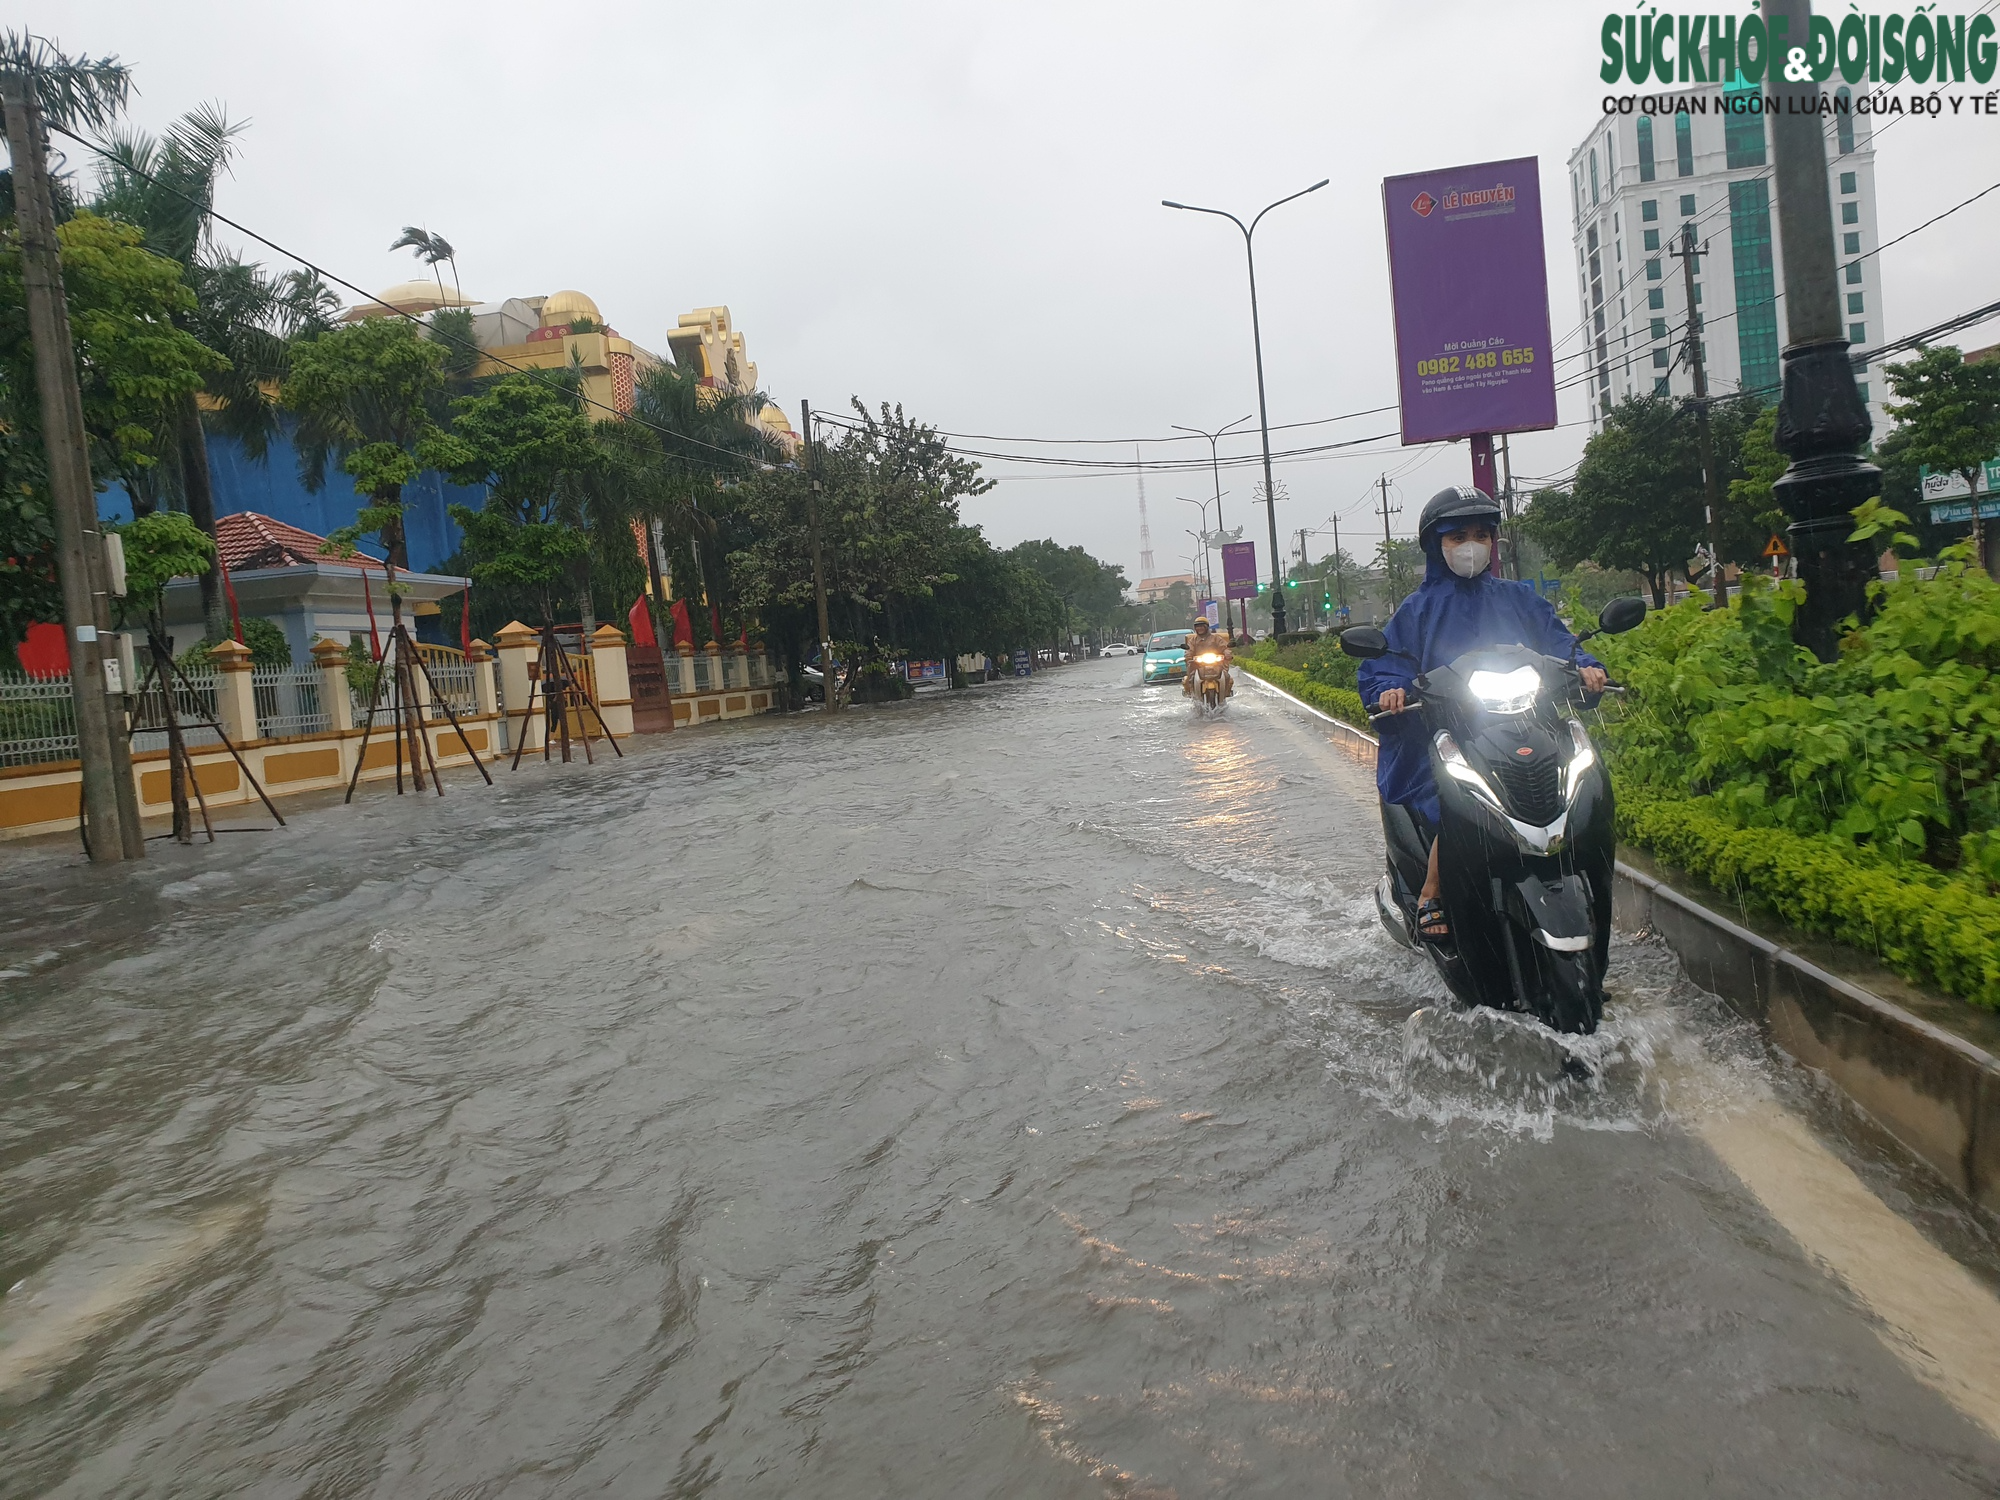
[1382,156,1557,445]
[1221,541,1259,602]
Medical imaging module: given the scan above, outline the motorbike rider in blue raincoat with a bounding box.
[1358,486,1607,942]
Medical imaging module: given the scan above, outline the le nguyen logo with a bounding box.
[1411,184,1516,218]
[1600,9,2000,86]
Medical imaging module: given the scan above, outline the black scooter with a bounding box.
[1340,596,1646,1035]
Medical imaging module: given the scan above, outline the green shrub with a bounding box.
[1616,776,2000,1009]
[1594,550,2000,876]
[1237,657,1369,727]
[176,617,292,671]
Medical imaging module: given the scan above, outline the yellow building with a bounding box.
[344,285,791,444]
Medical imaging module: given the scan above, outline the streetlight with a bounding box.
[1164,179,1329,636]
[1183,526,1212,602]
[1172,415,1252,639]
[1180,497,1215,597]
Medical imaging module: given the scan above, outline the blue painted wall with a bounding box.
[98,423,481,571]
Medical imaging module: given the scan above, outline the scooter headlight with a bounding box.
[1561,717,1597,803]
[1466,664,1542,714]
[1435,731,1505,815]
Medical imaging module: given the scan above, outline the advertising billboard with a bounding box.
[1221,541,1259,601]
[1382,156,1558,445]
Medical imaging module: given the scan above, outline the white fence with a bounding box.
[132,668,224,753]
[0,670,78,768]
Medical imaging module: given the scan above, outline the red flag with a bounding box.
[709,604,724,644]
[628,595,657,648]
[217,543,245,645]
[670,598,693,648]
[362,570,382,660]
[460,581,473,655]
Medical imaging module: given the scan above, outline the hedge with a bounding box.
[1237,658,1371,730]
[1615,778,2000,1010]
[1243,655,2000,1009]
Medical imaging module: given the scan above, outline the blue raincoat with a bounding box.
[1357,529,1600,825]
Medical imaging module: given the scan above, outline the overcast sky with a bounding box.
[28,2,2000,586]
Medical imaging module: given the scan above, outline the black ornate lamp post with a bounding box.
[1766,0,1882,659]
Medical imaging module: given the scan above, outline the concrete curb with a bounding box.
[1246,661,2000,1208]
[1616,860,2000,1210]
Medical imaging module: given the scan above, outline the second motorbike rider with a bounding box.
[1359,486,1607,943]
[1182,616,1233,700]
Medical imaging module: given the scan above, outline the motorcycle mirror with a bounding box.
[1597,596,1648,635]
[1339,626,1389,660]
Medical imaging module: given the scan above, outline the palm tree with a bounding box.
[0,30,130,131]
[390,226,459,307]
[90,103,300,640]
[625,362,773,644]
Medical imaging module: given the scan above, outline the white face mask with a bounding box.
[1444,538,1492,579]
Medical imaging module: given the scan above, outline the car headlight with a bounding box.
[1435,731,1506,815]
[1560,717,1597,803]
[1467,664,1541,714]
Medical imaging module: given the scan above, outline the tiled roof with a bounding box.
[215,511,385,574]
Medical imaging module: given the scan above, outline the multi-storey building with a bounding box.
[1567,82,1885,436]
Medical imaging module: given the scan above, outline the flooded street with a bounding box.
[5,658,2000,1497]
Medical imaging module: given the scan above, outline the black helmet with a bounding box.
[1418,485,1503,539]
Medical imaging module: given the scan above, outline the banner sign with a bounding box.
[1382,156,1558,445]
[1221,541,1259,601]
[1930,498,2000,526]
[1920,458,2000,500]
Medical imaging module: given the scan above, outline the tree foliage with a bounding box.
[1519,392,1764,606]
[1884,345,2000,500]
[283,317,454,575]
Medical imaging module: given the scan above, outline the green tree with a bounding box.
[0,212,218,659]
[445,372,599,625]
[89,105,306,639]
[729,400,983,700]
[1884,345,2000,567]
[625,361,773,644]
[1520,392,1762,607]
[107,509,212,840]
[283,317,455,623]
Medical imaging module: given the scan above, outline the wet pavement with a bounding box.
[4,658,2000,1497]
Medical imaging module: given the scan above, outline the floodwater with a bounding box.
[4,659,2000,1498]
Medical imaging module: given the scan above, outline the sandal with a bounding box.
[1415,897,1450,944]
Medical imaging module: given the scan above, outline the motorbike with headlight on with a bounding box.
[1339,595,1646,1035]
[1188,646,1230,713]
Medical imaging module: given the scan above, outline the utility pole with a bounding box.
[1296,527,1311,627]
[1377,474,1403,612]
[1764,0,1882,656]
[799,400,837,712]
[1331,512,1346,612]
[3,73,134,860]
[1497,434,1518,579]
[1674,222,1729,608]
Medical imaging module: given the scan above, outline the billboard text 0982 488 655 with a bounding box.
[1381,156,1558,451]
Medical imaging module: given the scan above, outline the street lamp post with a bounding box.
[1184,527,1212,603]
[1180,496,1215,598]
[1765,0,1881,660]
[1172,416,1252,640]
[1165,181,1329,637]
